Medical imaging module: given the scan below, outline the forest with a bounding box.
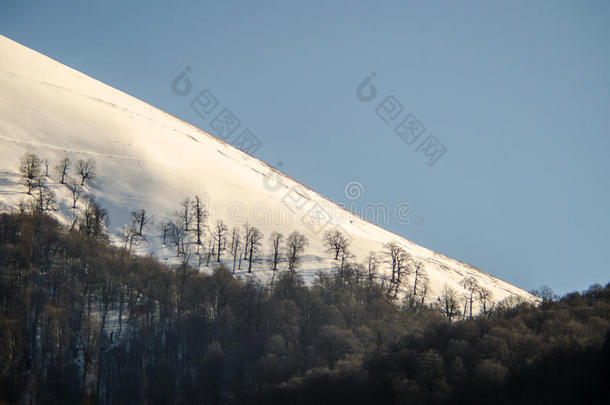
[0,211,609,404]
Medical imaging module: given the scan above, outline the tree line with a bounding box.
[17,152,497,314]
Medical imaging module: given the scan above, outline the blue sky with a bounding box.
[1,0,609,294]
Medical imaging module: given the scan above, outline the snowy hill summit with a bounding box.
[0,36,537,311]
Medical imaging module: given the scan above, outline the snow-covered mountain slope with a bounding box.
[0,35,538,309]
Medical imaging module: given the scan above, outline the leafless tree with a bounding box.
[213,220,228,262]
[71,183,81,208]
[324,230,350,260]
[338,245,354,276]
[178,198,193,232]
[79,197,108,238]
[229,228,238,256]
[410,261,429,306]
[460,276,480,318]
[438,285,461,321]
[55,157,70,184]
[384,242,406,284]
[19,152,43,194]
[33,180,56,213]
[131,209,150,236]
[417,276,429,306]
[245,226,263,273]
[242,223,253,262]
[120,225,141,253]
[530,285,557,304]
[478,286,494,314]
[167,221,186,257]
[285,231,308,272]
[191,195,206,245]
[120,209,149,252]
[76,158,96,186]
[269,232,283,271]
[159,221,171,245]
[69,211,79,231]
[231,228,241,273]
[366,252,379,287]
[393,250,412,299]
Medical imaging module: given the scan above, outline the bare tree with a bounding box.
[120,225,134,251]
[191,195,206,245]
[19,152,43,194]
[33,179,56,213]
[71,183,81,208]
[530,285,557,304]
[55,157,70,184]
[384,242,406,284]
[324,230,350,260]
[242,223,253,262]
[338,245,354,276]
[131,209,150,236]
[213,220,228,262]
[120,224,141,253]
[366,252,379,287]
[167,221,186,257]
[178,198,193,232]
[69,211,79,231]
[159,221,171,245]
[245,226,263,273]
[120,209,149,252]
[477,287,494,314]
[269,232,283,271]
[411,261,428,305]
[285,231,308,272]
[79,197,108,238]
[460,276,480,318]
[438,285,461,321]
[231,228,241,273]
[76,158,97,186]
[393,250,412,299]
[229,228,239,256]
[417,276,429,306]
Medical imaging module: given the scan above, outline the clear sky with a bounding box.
[1,0,609,294]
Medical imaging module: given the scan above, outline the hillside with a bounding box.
[0,35,537,309]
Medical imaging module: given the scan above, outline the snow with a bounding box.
[0,35,538,310]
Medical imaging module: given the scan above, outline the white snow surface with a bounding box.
[0,36,538,309]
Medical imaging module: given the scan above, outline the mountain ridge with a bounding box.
[0,35,538,309]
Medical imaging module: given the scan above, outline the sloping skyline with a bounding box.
[1,0,609,293]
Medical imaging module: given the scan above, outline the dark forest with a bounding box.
[0,212,608,404]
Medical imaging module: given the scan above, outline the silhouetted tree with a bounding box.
[76,158,96,186]
[55,157,70,184]
[286,231,308,272]
[191,195,206,245]
[461,276,479,318]
[438,285,461,321]
[79,197,108,238]
[19,152,43,194]
[246,226,263,273]
[214,220,228,262]
[324,230,350,260]
[269,232,283,271]
[131,208,150,237]
[71,182,81,208]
